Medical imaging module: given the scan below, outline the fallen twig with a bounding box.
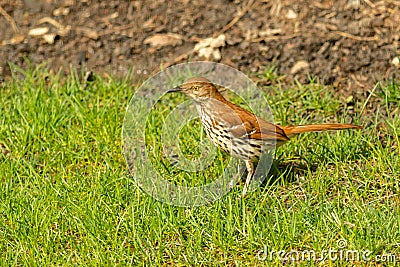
[97,23,145,37]
[0,5,19,34]
[335,31,379,41]
[350,74,366,88]
[215,0,257,37]
[251,33,300,42]
[37,17,70,36]
[160,51,192,70]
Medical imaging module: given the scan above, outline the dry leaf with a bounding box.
[76,27,98,39]
[53,7,70,16]
[258,29,282,37]
[286,9,297,19]
[391,57,399,67]
[0,34,26,46]
[143,33,183,48]
[194,34,225,60]
[29,27,49,36]
[43,33,56,44]
[11,34,26,44]
[290,60,310,74]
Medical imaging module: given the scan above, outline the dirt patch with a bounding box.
[1,0,399,96]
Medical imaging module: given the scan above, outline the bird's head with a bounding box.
[168,77,219,102]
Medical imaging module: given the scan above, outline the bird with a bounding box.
[168,77,362,196]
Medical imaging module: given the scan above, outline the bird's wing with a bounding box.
[215,101,290,143]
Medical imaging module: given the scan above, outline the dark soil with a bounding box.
[1,0,399,96]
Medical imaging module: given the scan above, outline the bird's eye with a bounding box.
[192,85,199,91]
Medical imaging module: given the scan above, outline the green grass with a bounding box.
[0,65,399,266]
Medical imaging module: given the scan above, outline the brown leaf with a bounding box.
[290,60,310,74]
[143,33,183,48]
[29,27,49,36]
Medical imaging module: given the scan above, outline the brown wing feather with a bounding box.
[215,99,290,143]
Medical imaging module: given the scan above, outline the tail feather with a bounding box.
[280,123,362,137]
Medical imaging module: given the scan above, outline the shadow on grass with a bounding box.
[250,158,318,190]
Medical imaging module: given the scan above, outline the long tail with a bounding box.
[280,123,362,137]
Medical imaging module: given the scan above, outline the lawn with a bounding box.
[0,65,399,266]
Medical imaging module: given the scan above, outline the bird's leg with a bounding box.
[242,160,254,197]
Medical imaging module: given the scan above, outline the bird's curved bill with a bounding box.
[167,87,182,93]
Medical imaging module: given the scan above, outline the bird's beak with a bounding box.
[167,87,182,93]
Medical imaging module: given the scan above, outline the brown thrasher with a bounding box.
[168,77,362,196]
